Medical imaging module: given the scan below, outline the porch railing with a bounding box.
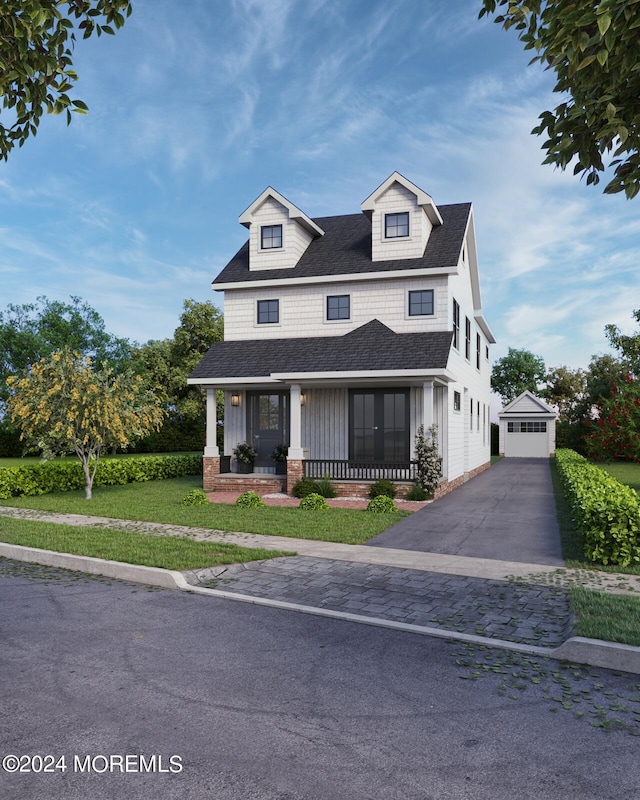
[303,459,418,482]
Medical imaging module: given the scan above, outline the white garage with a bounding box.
[498,391,557,458]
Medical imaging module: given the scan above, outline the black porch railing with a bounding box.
[304,459,418,482]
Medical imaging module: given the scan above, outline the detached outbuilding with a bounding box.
[498,391,557,458]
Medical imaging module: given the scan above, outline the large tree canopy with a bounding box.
[0,295,132,404]
[7,348,164,498]
[0,0,132,160]
[480,0,640,198]
[491,347,546,404]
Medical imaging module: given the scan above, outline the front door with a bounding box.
[349,390,409,462]
[247,392,289,468]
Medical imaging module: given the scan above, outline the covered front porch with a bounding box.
[199,377,449,496]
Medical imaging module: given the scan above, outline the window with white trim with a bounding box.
[465,317,471,360]
[326,294,350,321]
[507,421,547,433]
[261,225,282,250]
[385,212,409,238]
[476,333,481,370]
[257,299,279,324]
[453,391,461,412]
[408,290,434,317]
[453,299,460,349]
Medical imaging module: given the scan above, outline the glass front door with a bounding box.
[349,390,409,462]
[247,392,289,468]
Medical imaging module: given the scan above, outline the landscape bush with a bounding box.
[181,488,209,506]
[403,483,430,501]
[367,495,398,513]
[235,491,265,509]
[369,479,397,499]
[315,475,338,498]
[0,454,202,499]
[299,493,329,511]
[555,448,640,567]
[292,477,321,498]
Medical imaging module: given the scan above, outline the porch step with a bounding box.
[212,475,286,495]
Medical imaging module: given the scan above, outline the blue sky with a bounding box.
[1,0,638,374]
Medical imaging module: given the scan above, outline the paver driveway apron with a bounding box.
[367,458,563,566]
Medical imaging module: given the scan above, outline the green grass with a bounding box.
[0,476,408,544]
[0,516,292,571]
[594,461,640,494]
[570,587,640,646]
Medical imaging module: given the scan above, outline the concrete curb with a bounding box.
[3,542,640,675]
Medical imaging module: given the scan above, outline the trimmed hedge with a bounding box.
[555,448,640,567]
[0,454,202,500]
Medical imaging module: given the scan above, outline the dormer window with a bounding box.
[261,224,283,250]
[384,212,409,239]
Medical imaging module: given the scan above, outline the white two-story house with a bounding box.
[189,172,495,497]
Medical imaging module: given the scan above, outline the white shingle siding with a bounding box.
[248,197,314,271]
[370,183,432,262]
[223,276,449,340]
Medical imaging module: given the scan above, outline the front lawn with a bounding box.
[0,517,292,571]
[0,476,408,544]
[595,461,640,495]
[570,587,640,647]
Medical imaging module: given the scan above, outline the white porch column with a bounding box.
[288,383,304,459]
[204,387,219,457]
[422,380,434,436]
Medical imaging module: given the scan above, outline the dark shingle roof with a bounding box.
[213,204,471,286]
[189,320,453,380]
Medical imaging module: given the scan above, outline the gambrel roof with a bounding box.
[188,320,453,383]
[213,203,471,288]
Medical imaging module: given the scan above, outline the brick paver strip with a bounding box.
[199,556,574,647]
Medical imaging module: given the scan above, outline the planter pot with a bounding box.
[236,461,254,474]
[274,462,287,475]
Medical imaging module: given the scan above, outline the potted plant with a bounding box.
[233,442,258,474]
[271,444,288,475]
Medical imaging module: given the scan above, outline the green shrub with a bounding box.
[0,454,202,499]
[555,448,640,567]
[367,495,398,513]
[235,491,265,509]
[369,479,397,499]
[403,483,430,501]
[181,488,209,506]
[315,475,338,498]
[292,477,321,498]
[299,492,330,511]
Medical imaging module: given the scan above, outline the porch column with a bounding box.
[422,380,434,435]
[287,383,304,459]
[287,383,304,493]
[204,388,219,457]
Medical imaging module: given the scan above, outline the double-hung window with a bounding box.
[257,299,279,324]
[453,299,460,349]
[408,290,434,317]
[476,333,481,370]
[385,212,409,238]
[326,295,350,321]
[465,317,471,360]
[261,225,282,250]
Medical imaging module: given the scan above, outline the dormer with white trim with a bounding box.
[361,172,443,263]
[239,187,324,271]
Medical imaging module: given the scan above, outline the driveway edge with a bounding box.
[3,542,640,675]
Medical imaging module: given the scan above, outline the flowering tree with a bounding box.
[584,374,640,462]
[6,349,164,498]
[415,424,441,495]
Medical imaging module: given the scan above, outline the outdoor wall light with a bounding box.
[231,393,240,407]
[300,391,306,406]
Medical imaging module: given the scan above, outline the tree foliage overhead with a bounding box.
[0,295,132,403]
[544,365,587,422]
[480,0,640,198]
[0,0,132,160]
[491,347,546,404]
[605,308,640,374]
[6,348,164,499]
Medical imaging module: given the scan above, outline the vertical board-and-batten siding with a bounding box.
[301,388,348,460]
[223,392,246,456]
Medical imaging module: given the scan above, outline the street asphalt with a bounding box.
[368,458,565,565]
[2,559,640,800]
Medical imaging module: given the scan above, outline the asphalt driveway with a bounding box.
[368,458,564,566]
